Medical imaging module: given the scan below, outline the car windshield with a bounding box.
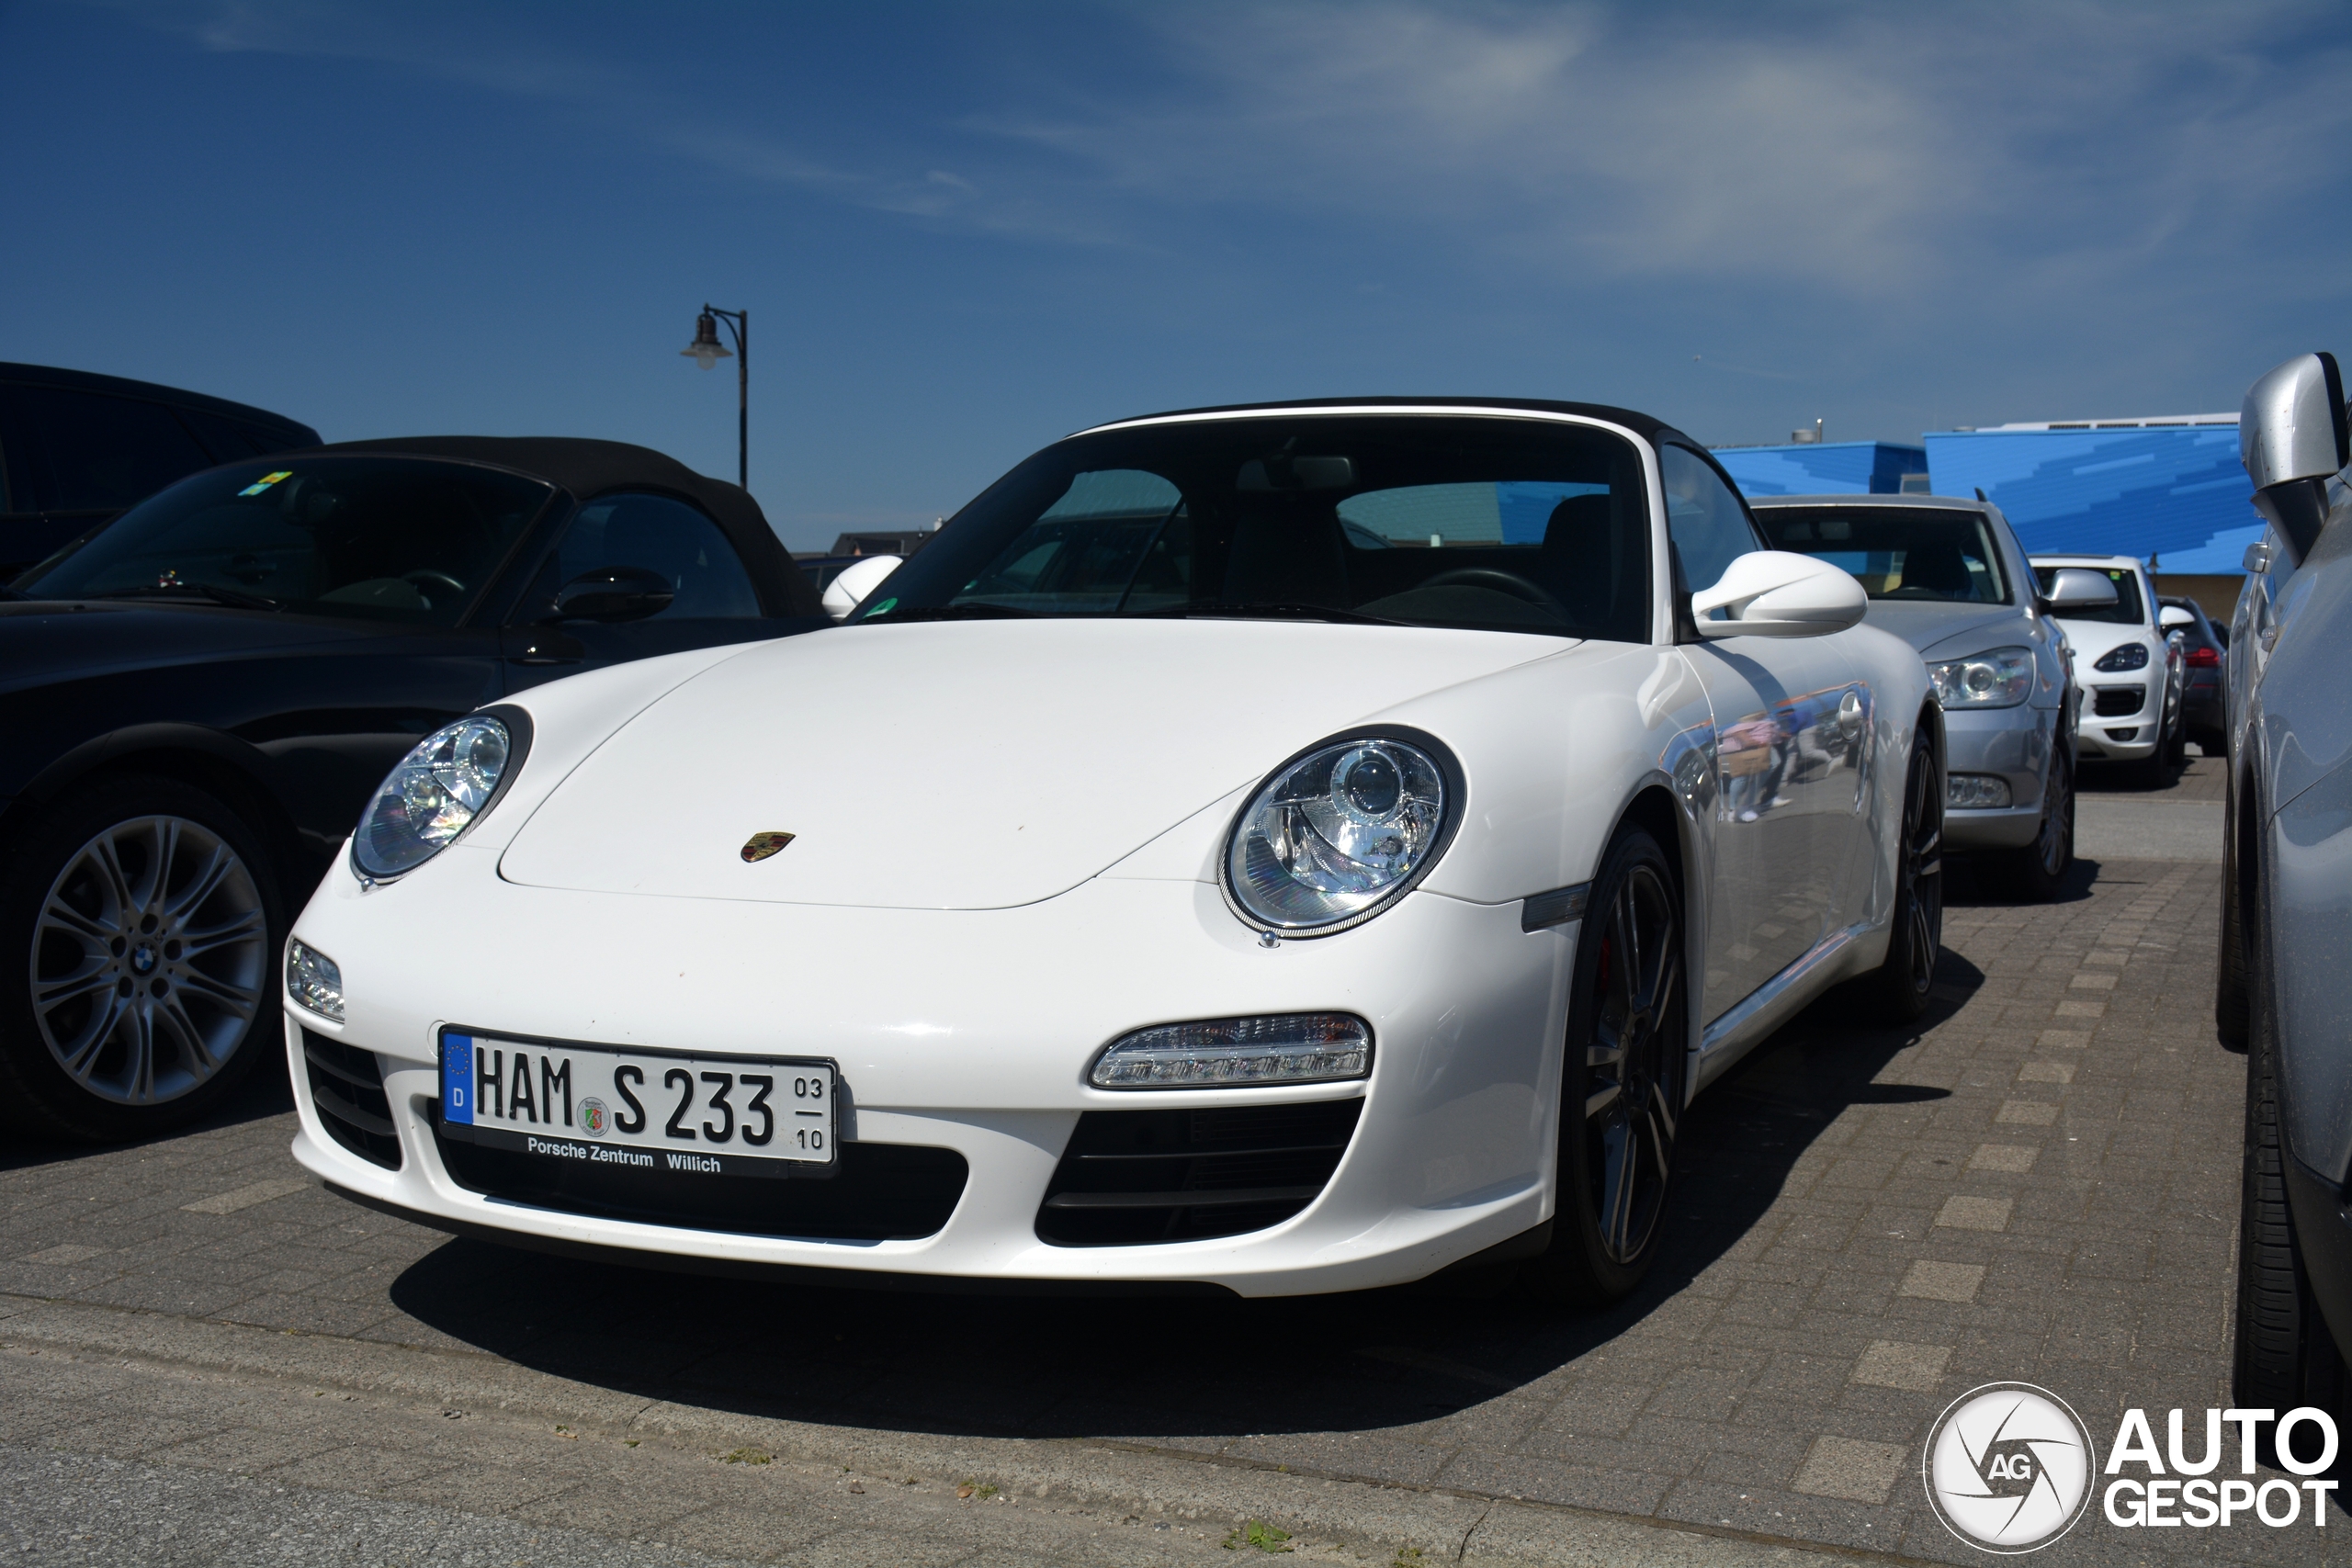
[851,413,1653,642]
[2033,563,2145,625]
[17,457,553,626]
[1753,506,2009,604]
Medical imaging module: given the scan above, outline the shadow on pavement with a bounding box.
[383,962,1971,1444]
[1944,852,2101,908]
[0,1055,293,1175]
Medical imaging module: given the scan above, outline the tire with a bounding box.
[1856,734,1943,1022]
[0,777,283,1144]
[2234,965,2347,1467]
[1994,751,2073,903]
[2217,775,2250,1052]
[1523,827,1686,1308]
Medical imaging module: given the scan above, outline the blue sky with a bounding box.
[4,1,2348,548]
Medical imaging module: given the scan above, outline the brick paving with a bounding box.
[1,762,2320,1564]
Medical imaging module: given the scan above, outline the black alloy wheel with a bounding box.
[1997,752,2074,903]
[1524,826,1685,1307]
[0,777,282,1143]
[1860,736,1943,1022]
[2233,948,2347,1467]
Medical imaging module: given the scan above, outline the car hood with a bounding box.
[1859,600,2035,660]
[0,599,373,698]
[2049,616,2149,664]
[497,617,1565,910]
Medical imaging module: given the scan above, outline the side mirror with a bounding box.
[549,565,673,623]
[2159,604,2196,630]
[2042,568,2119,614]
[821,553,902,623]
[2243,352,2348,491]
[2242,351,2348,565]
[1690,550,1868,638]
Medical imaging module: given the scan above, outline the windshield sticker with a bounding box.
[236,470,294,497]
[864,597,898,618]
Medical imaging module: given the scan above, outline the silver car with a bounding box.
[1752,493,2097,899]
[2225,349,2352,1459]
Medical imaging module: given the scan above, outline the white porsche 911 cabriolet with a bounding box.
[283,398,1940,1305]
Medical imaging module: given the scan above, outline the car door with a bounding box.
[1661,445,1868,1023]
[500,491,786,688]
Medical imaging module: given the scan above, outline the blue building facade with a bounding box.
[1918,422,2256,572]
[1714,441,1927,498]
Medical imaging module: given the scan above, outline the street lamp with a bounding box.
[680,305,748,491]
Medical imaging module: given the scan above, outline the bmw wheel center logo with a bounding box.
[1923,1382,2097,1552]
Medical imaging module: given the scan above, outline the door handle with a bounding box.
[510,628,585,665]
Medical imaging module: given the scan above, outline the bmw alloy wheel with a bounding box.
[31,815,268,1105]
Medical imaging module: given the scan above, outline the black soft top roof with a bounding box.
[1086,395,1686,446]
[306,435,820,618]
[0,361,319,444]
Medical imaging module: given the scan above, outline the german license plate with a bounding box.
[436,1030,836,1178]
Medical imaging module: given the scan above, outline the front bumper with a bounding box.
[2073,673,2163,759]
[284,849,1575,1296]
[1940,702,2060,851]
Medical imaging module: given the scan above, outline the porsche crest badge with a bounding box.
[740,831,796,863]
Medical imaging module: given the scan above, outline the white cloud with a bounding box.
[961,1,2352,297]
[94,0,2352,301]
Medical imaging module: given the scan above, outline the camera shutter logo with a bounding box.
[1923,1382,2097,1553]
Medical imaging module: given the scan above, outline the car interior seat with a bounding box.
[1540,492,1635,636]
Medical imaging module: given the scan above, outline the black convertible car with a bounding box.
[0,437,826,1142]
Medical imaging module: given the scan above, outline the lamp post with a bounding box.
[681,305,748,491]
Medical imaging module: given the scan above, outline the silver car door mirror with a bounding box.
[2159,604,2196,630]
[2042,568,2119,613]
[1690,550,1868,638]
[2242,352,2348,566]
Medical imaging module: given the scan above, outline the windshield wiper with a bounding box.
[92,582,282,612]
[872,602,1038,621]
[1129,602,1408,628]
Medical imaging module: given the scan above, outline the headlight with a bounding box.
[1221,730,1458,934]
[1089,1013,1371,1088]
[352,712,525,880]
[1946,773,2014,809]
[1928,647,2034,709]
[2093,642,2150,672]
[286,939,344,1021]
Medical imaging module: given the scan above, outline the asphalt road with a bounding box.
[3,757,2311,1567]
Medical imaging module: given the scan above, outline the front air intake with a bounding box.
[301,1029,401,1170]
[1035,1098,1363,1247]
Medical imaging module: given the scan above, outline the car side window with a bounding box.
[1659,445,1761,595]
[532,492,761,620]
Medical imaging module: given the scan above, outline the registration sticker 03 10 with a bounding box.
[437,1030,837,1179]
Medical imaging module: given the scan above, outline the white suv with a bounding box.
[2029,553,2183,788]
